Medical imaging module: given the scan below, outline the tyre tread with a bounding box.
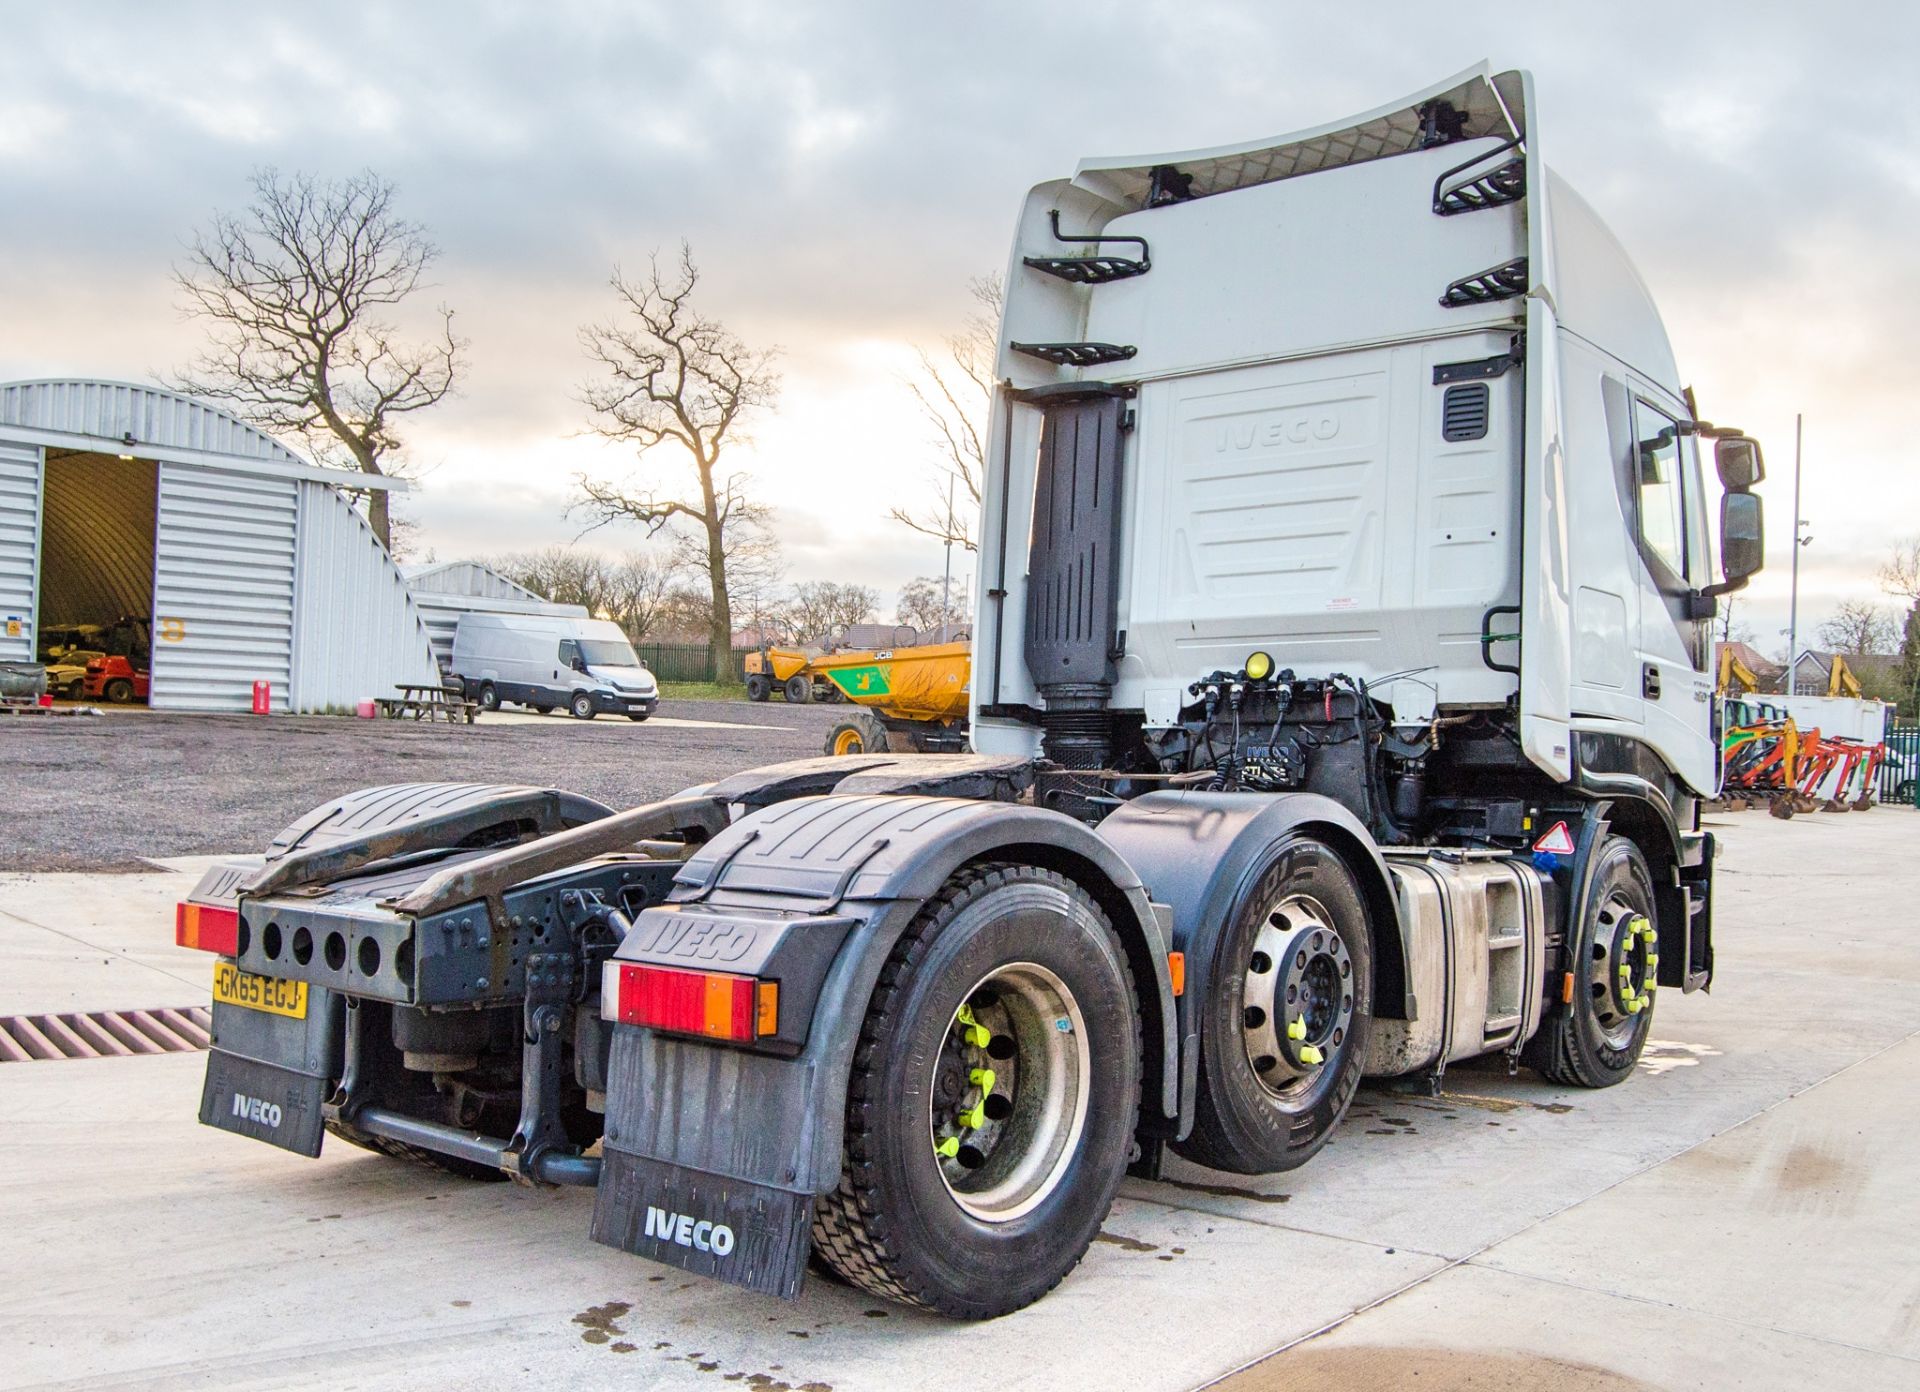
[809,863,1138,1317]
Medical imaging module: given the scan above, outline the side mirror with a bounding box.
[1720,491,1764,582]
[1715,435,1764,489]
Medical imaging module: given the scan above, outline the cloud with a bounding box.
[3,2,1917,642]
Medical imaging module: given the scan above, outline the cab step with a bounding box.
[1011,341,1139,367]
[1022,210,1151,284]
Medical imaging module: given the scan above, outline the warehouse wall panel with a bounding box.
[291,480,439,712]
[151,464,296,711]
[0,439,42,662]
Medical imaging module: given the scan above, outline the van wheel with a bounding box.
[533,705,553,716]
[784,674,812,704]
[811,865,1140,1318]
[1524,837,1656,1088]
[476,684,500,712]
[745,674,771,702]
[569,692,596,720]
[1173,834,1372,1174]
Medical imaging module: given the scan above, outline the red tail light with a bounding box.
[176,901,241,955]
[603,962,777,1042]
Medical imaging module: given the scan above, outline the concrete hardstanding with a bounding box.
[0,808,1914,1390]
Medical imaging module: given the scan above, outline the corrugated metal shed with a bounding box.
[0,379,437,713]
[402,561,587,674]
[0,442,40,664]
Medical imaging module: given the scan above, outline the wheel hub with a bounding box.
[1587,897,1657,1047]
[929,963,1088,1223]
[1242,894,1355,1094]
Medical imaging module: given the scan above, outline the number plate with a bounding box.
[213,962,308,1019]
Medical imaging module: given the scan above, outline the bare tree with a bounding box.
[603,553,680,644]
[1714,591,1755,648]
[574,245,780,671]
[785,581,879,644]
[891,274,1001,552]
[492,546,615,612]
[1879,537,1920,601]
[896,575,971,632]
[1815,599,1896,655]
[171,169,460,548]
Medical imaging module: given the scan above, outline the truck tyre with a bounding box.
[1172,834,1372,1174]
[784,674,812,705]
[746,673,771,702]
[105,677,134,703]
[569,692,597,720]
[811,864,1140,1319]
[476,683,501,712]
[322,1118,507,1181]
[1524,836,1657,1088]
[825,709,892,756]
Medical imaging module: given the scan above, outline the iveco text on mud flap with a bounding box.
[174,65,1763,1318]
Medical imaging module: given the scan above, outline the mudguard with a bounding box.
[593,793,1182,1289]
[1096,792,1412,1040]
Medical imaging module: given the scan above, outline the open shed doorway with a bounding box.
[38,451,155,700]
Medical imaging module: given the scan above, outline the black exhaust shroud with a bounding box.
[1024,391,1129,772]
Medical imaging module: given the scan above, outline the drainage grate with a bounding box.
[0,1007,211,1061]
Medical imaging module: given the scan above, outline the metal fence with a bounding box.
[1880,723,1920,806]
[634,643,748,684]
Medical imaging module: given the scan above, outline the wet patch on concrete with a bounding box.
[1095,1229,1159,1252]
[1215,1343,1660,1391]
[572,1300,633,1346]
[1155,1177,1292,1204]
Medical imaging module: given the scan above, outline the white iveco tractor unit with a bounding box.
[176,66,1763,1318]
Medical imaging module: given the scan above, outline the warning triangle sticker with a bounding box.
[1533,822,1576,855]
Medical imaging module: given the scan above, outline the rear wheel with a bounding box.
[105,677,134,703]
[569,692,596,720]
[745,674,771,702]
[825,709,892,756]
[533,704,554,716]
[476,683,501,712]
[811,865,1140,1318]
[1524,836,1656,1088]
[1173,834,1372,1174]
[784,674,812,704]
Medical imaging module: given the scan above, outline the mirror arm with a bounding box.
[1700,575,1749,600]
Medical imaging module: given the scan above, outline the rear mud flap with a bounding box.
[199,1050,328,1157]
[591,1149,813,1299]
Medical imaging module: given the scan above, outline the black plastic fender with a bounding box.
[265,782,615,861]
[1095,791,1412,1077]
[597,794,1180,1200]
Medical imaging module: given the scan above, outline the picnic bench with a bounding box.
[374,683,479,725]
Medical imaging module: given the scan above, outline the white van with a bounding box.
[450,613,659,721]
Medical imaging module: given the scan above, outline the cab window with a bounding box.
[1632,400,1688,582]
[557,639,584,671]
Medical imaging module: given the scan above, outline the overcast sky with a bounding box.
[3,2,1916,651]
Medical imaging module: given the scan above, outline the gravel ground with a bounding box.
[0,700,844,871]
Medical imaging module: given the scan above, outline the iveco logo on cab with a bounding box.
[232,1093,283,1128]
[644,1205,735,1255]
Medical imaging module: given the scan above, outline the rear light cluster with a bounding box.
[604,962,778,1043]
[176,901,241,956]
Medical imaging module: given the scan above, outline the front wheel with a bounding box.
[1524,836,1657,1088]
[626,711,650,722]
[1172,834,1372,1174]
[811,865,1140,1318]
[569,692,596,720]
[745,674,771,702]
[784,674,812,704]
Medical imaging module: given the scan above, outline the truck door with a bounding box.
[1625,395,1716,794]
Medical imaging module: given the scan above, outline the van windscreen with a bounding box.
[579,638,641,667]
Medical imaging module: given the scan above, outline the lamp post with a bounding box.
[1785,414,1812,693]
[940,471,957,630]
